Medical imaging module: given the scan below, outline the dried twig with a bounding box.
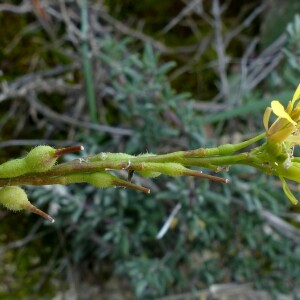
[0,221,45,255]
[0,77,78,103]
[225,3,266,45]
[0,0,31,14]
[260,209,300,243]
[211,0,230,98]
[237,37,259,103]
[247,34,287,90]
[26,92,132,136]
[156,283,275,300]
[161,0,203,34]
[98,9,171,54]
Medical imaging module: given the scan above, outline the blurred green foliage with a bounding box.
[30,20,300,298]
[104,0,261,97]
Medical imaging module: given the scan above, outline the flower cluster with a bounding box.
[263,84,300,204]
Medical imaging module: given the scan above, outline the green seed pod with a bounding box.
[0,146,57,178]
[85,172,116,187]
[64,172,114,187]
[25,146,57,173]
[63,172,150,194]
[0,186,55,222]
[135,154,160,177]
[136,170,161,178]
[133,154,160,177]
[156,163,188,176]
[141,163,187,176]
[0,158,28,178]
[0,186,30,211]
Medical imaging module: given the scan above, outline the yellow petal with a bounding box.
[279,176,298,205]
[292,83,300,106]
[267,126,294,143]
[271,100,297,125]
[263,107,272,131]
[286,100,295,114]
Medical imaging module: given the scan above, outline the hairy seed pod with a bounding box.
[135,154,161,177]
[141,163,188,176]
[0,186,31,211]
[0,158,28,178]
[0,186,55,222]
[0,146,56,178]
[63,172,115,187]
[25,146,56,172]
[62,172,150,193]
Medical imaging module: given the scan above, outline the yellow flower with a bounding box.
[262,84,300,204]
[263,83,300,144]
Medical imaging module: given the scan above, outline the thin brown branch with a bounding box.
[0,65,80,103]
[224,3,266,45]
[260,209,300,243]
[0,221,46,256]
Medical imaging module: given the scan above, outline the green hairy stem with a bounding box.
[0,132,291,221]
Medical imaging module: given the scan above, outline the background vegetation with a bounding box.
[1,0,300,299]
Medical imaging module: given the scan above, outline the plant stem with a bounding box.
[81,0,97,122]
[0,133,268,188]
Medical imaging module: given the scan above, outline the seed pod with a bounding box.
[25,146,57,173]
[0,186,31,211]
[63,172,115,187]
[0,146,56,178]
[0,145,83,179]
[135,154,161,177]
[63,172,150,193]
[140,163,188,176]
[137,170,161,178]
[0,186,55,222]
[0,158,28,178]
